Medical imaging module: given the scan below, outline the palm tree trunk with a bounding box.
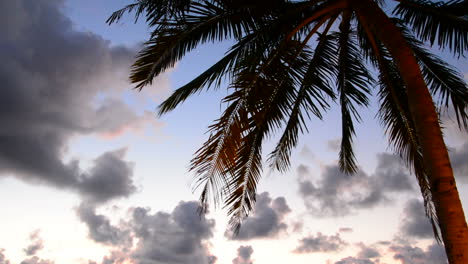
[352,0,468,263]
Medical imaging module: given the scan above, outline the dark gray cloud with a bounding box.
[232,246,254,264]
[298,153,414,217]
[82,201,217,264]
[0,249,11,264]
[390,243,447,264]
[130,201,217,264]
[293,232,347,254]
[23,230,44,256]
[334,257,376,264]
[76,203,132,247]
[225,192,290,240]
[399,199,433,239]
[450,142,468,181]
[0,0,158,203]
[20,257,54,264]
[78,149,136,204]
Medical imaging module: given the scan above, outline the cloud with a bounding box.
[77,149,136,204]
[23,230,44,256]
[298,153,414,217]
[338,227,353,233]
[356,244,380,259]
[334,257,376,264]
[297,165,311,178]
[225,192,290,240]
[294,232,347,254]
[299,145,315,160]
[0,249,11,264]
[399,199,434,239]
[390,243,447,264]
[232,246,254,264]
[0,0,167,203]
[327,139,341,152]
[81,201,217,264]
[20,257,54,264]
[0,248,55,264]
[130,201,217,264]
[76,203,132,247]
[331,243,381,264]
[450,142,468,181]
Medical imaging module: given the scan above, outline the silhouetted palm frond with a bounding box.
[397,24,468,129]
[393,0,468,56]
[336,13,373,174]
[110,1,468,247]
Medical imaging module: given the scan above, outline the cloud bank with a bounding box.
[0,0,170,204]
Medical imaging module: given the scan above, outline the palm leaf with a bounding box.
[336,12,373,174]
[357,15,441,241]
[393,0,468,56]
[396,24,468,129]
[268,26,338,172]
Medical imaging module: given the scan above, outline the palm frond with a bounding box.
[268,25,338,172]
[130,1,258,89]
[106,0,192,26]
[357,16,441,241]
[393,0,468,56]
[158,34,254,115]
[336,13,373,174]
[397,24,468,129]
[377,57,441,242]
[193,38,310,231]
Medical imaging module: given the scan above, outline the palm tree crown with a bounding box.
[108,0,468,262]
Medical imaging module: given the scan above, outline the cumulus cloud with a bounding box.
[0,0,167,203]
[294,232,347,254]
[76,203,131,247]
[81,201,217,264]
[298,153,414,217]
[390,243,447,264]
[356,244,380,259]
[130,201,216,264]
[232,246,254,264]
[225,192,291,240]
[77,149,136,204]
[399,199,434,239]
[23,230,44,256]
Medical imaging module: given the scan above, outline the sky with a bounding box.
[0,1,467,264]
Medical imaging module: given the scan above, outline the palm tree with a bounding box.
[108,0,468,262]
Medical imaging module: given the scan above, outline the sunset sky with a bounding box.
[1,1,467,264]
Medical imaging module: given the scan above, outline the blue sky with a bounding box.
[0,1,467,264]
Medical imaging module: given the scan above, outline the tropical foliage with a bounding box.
[108,0,468,262]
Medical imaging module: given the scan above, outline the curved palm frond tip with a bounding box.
[109,0,468,261]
